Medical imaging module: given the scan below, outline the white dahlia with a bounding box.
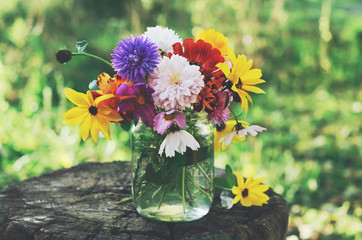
[150,54,204,110]
[143,25,182,53]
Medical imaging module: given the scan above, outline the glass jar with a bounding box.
[131,112,214,222]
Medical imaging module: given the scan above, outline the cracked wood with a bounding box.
[0,161,288,240]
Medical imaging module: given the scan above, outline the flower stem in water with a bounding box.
[196,163,211,183]
[187,173,213,202]
[157,184,169,209]
[182,167,186,213]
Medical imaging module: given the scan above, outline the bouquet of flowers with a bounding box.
[57,26,269,222]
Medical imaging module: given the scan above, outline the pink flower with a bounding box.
[153,110,186,135]
[149,54,204,110]
[207,90,231,125]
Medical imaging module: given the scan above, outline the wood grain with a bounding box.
[0,161,288,240]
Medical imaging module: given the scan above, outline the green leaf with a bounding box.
[145,161,179,185]
[88,80,99,90]
[225,164,235,188]
[220,190,234,210]
[118,196,132,204]
[120,121,131,131]
[214,177,230,193]
[166,146,212,167]
[76,40,88,53]
[224,92,229,109]
[145,163,162,185]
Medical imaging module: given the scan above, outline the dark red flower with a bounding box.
[193,81,218,113]
[172,38,224,80]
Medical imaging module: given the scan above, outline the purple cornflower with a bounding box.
[116,83,156,127]
[153,110,186,135]
[111,35,160,83]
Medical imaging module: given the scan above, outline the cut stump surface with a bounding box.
[0,161,288,240]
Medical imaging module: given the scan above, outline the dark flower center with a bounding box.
[136,95,146,105]
[88,106,98,116]
[242,188,249,198]
[225,80,233,90]
[233,122,244,132]
[164,113,175,121]
[235,79,243,90]
[216,122,226,131]
[189,60,202,67]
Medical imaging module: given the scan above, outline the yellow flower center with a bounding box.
[170,75,181,85]
[242,188,249,198]
[137,95,146,105]
[88,106,98,116]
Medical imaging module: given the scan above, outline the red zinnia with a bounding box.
[172,38,224,80]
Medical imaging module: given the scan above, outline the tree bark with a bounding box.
[0,161,288,240]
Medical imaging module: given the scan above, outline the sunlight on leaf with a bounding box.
[225,164,235,188]
[88,80,99,90]
[220,190,234,210]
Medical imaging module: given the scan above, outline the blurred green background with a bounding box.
[0,0,361,239]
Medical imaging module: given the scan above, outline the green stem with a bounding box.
[185,184,194,204]
[215,184,232,191]
[220,86,228,91]
[118,196,133,204]
[196,163,211,183]
[188,173,213,202]
[72,52,113,67]
[182,167,186,213]
[229,108,239,123]
[157,184,169,209]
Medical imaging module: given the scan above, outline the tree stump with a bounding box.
[0,161,288,240]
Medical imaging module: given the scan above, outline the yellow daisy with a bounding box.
[214,120,248,152]
[232,175,269,207]
[63,87,122,142]
[196,29,230,56]
[216,51,265,113]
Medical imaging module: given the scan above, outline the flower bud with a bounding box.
[56,49,72,64]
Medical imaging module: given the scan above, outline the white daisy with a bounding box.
[158,130,200,157]
[150,54,204,110]
[219,125,266,146]
[143,25,182,53]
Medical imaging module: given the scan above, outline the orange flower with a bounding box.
[193,81,218,113]
[92,73,134,125]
